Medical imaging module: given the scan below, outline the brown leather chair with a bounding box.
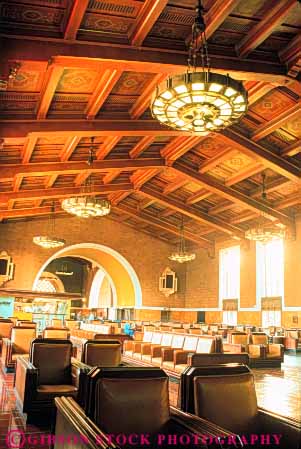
[249,332,284,365]
[42,326,69,339]
[14,338,86,423]
[0,319,13,354]
[81,339,122,366]
[188,364,300,449]
[1,326,36,371]
[65,319,79,330]
[55,367,238,449]
[16,321,37,328]
[284,329,301,352]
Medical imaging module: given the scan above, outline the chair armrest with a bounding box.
[247,344,265,358]
[173,350,189,365]
[1,337,13,366]
[71,358,91,388]
[132,342,142,352]
[161,348,174,361]
[223,343,245,353]
[14,356,38,412]
[258,408,301,448]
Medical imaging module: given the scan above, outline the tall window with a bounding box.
[219,246,240,325]
[256,239,284,327]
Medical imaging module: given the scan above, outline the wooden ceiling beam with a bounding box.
[64,0,89,40]
[0,183,133,204]
[173,161,294,227]
[103,170,122,185]
[74,171,90,186]
[160,209,176,218]
[279,32,301,78]
[251,100,301,141]
[60,136,81,162]
[138,198,156,210]
[12,175,23,192]
[45,174,58,189]
[221,128,301,182]
[1,37,289,84]
[96,136,121,160]
[130,74,167,119]
[37,65,64,120]
[163,179,188,195]
[236,0,296,58]
[161,136,203,163]
[129,0,168,47]
[186,189,211,205]
[225,163,264,186]
[131,168,161,189]
[86,69,121,119]
[22,135,38,164]
[129,136,154,159]
[281,139,301,157]
[189,0,241,48]
[115,203,213,248]
[199,149,237,173]
[0,120,190,139]
[0,206,54,220]
[140,185,246,239]
[209,200,233,216]
[108,191,133,206]
[246,81,277,106]
[0,158,165,181]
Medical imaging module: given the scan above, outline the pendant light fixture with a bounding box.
[61,137,111,218]
[33,202,65,249]
[245,173,286,243]
[169,217,196,263]
[151,0,248,135]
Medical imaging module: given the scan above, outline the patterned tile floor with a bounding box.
[0,354,300,447]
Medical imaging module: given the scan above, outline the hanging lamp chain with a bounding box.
[188,0,210,74]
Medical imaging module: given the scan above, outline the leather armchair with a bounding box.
[249,332,284,364]
[42,327,70,339]
[284,329,301,352]
[0,319,13,354]
[182,364,300,449]
[142,332,173,364]
[81,339,122,366]
[55,367,239,449]
[14,338,86,423]
[162,335,198,372]
[1,326,36,372]
[16,321,37,328]
[124,330,153,357]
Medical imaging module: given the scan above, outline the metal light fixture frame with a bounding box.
[151,0,248,134]
[33,203,65,249]
[169,218,196,263]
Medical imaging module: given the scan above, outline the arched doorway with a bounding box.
[32,243,142,308]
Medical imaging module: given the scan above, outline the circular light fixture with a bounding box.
[151,72,247,134]
[61,197,111,219]
[245,227,286,244]
[168,251,196,263]
[33,235,66,249]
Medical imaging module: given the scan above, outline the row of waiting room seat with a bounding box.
[11,337,300,449]
[123,330,284,371]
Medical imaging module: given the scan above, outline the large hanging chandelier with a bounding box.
[33,203,65,249]
[245,174,286,244]
[151,0,248,135]
[61,138,111,219]
[169,218,196,263]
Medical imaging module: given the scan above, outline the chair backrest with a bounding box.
[8,317,18,325]
[173,327,185,333]
[16,321,36,328]
[232,333,248,345]
[43,327,69,339]
[30,338,72,385]
[193,365,258,434]
[93,368,170,434]
[0,320,13,338]
[143,331,153,342]
[195,336,216,354]
[183,335,198,351]
[161,333,173,346]
[65,320,79,330]
[171,334,185,349]
[82,340,121,366]
[250,332,268,345]
[151,332,162,345]
[189,328,201,335]
[51,319,63,327]
[11,327,36,354]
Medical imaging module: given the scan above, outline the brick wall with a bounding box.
[0,215,186,309]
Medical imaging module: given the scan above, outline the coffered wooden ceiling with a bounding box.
[0,0,301,250]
